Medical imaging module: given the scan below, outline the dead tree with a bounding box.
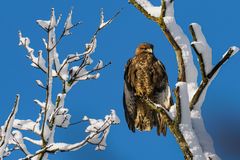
[129,0,239,160]
[0,8,120,160]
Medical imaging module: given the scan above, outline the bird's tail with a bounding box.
[134,101,153,132]
[155,113,167,136]
[135,102,167,136]
[134,100,167,136]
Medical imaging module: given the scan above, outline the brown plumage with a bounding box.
[123,43,173,136]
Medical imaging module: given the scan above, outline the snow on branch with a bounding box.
[190,23,212,78]
[9,130,30,156]
[0,95,20,159]
[99,8,120,30]
[47,110,119,152]
[130,0,161,19]
[130,0,239,159]
[13,119,41,135]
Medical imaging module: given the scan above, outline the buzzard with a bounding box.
[123,43,173,136]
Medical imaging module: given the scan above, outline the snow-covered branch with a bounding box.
[0,8,120,160]
[129,0,239,159]
[47,110,119,152]
[190,46,239,110]
[129,0,161,21]
[0,95,20,159]
[21,110,119,160]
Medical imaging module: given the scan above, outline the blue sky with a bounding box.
[0,0,240,160]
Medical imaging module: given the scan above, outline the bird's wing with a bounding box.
[123,59,137,132]
[152,60,173,109]
[151,59,173,135]
[152,60,168,91]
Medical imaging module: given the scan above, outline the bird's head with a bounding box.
[135,43,154,55]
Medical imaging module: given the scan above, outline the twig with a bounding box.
[75,62,111,80]
[48,21,82,53]
[47,117,113,153]
[69,120,85,126]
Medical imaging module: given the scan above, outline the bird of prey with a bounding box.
[123,43,173,136]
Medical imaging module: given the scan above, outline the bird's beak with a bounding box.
[146,48,153,53]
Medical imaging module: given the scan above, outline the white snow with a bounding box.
[19,32,60,76]
[64,9,73,35]
[135,0,161,17]
[169,104,176,119]
[230,46,239,56]
[176,83,205,159]
[99,9,112,29]
[36,80,45,88]
[36,20,51,30]
[165,0,174,17]
[84,36,97,56]
[49,94,71,128]
[135,0,153,9]
[191,110,220,160]
[82,116,89,121]
[42,38,47,49]
[109,109,120,124]
[190,23,212,74]
[70,66,88,79]
[145,6,161,17]
[222,46,239,58]
[34,99,46,109]
[59,62,69,80]
[55,113,71,128]
[36,9,57,30]
[59,54,81,81]
[176,82,191,124]
[18,32,36,64]
[0,95,19,158]
[37,50,48,72]
[94,60,104,70]
[10,130,30,155]
[179,124,205,160]
[23,137,43,146]
[164,17,198,85]
[163,16,198,101]
[13,119,41,135]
